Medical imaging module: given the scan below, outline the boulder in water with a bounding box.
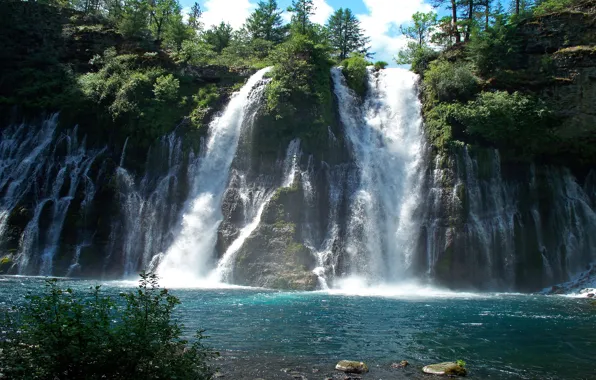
[391,360,409,368]
[422,362,467,376]
[335,360,368,374]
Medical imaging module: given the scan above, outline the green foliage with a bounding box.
[533,0,575,15]
[0,273,217,380]
[466,16,520,77]
[287,0,315,35]
[396,42,440,74]
[451,91,556,158]
[189,84,219,128]
[173,39,217,65]
[261,32,334,153]
[118,0,150,37]
[245,0,286,43]
[341,54,369,97]
[424,59,478,102]
[153,74,180,102]
[400,11,437,47]
[203,22,233,53]
[456,360,467,368]
[374,61,388,70]
[327,8,370,61]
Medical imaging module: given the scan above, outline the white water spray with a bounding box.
[157,67,272,284]
[331,67,425,285]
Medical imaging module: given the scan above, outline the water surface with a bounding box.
[1,276,594,379]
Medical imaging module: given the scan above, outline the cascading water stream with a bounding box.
[331,67,425,285]
[156,67,272,284]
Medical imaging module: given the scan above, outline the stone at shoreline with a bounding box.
[422,362,467,376]
[335,360,369,374]
[391,360,409,368]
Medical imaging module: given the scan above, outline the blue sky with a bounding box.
[184,0,516,64]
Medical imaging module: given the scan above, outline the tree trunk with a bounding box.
[516,0,520,15]
[451,0,461,44]
[485,0,489,30]
[465,0,473,42]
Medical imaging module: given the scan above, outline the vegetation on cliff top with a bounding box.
[1,0,373,168]
[397,0,596,169]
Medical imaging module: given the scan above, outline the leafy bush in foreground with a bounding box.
[0,273,217,380]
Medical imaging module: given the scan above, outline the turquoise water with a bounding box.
[1,277,595,379]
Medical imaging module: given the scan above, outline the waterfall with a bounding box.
[331,67,425,285]
[156,67,272,284]
[421,147,596,290]
[115,131,193,276]
[0,115,104,275]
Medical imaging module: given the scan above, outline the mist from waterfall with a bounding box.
[331,67,425,285]
[156,67,272,284]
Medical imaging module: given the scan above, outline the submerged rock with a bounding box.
[422,362,467,376]
[335,360,369,374]
[391,360,409,368]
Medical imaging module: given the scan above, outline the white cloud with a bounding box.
[201,0,256,30]
[282,0,334,26]
[181,6,190,25]
[311,0,334,25]
[357,0,432,65]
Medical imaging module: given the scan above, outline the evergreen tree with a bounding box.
[287,0,315,35]
[203,22,233,53]
[188,2,202,32]
[327,8,370,61]
[246,0,285,42]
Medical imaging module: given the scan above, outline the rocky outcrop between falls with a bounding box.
[231,184,318,290]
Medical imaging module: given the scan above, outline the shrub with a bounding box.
[374,61,388,70]
[0,273,217,380]
[423,59,478,103]
[341,54,369,97]
[173,39,217,66]
[153,74,180,102]
[451,91,556,158]
[395,42,439,75]
[533,0,575,15]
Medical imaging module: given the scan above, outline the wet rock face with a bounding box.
[231,185,318,290]
[417,147,596,292]
[518,9,596,55]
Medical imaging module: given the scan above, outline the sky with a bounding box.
[182,0,436,65]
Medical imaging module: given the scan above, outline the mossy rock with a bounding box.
[422,362,467,377]
[335,360,369,374]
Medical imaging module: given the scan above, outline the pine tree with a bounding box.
[287,0,315,35]
[188,2,202,32]
[327,8,370,61]
[246,0,285,42]
[202,22,233,53]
